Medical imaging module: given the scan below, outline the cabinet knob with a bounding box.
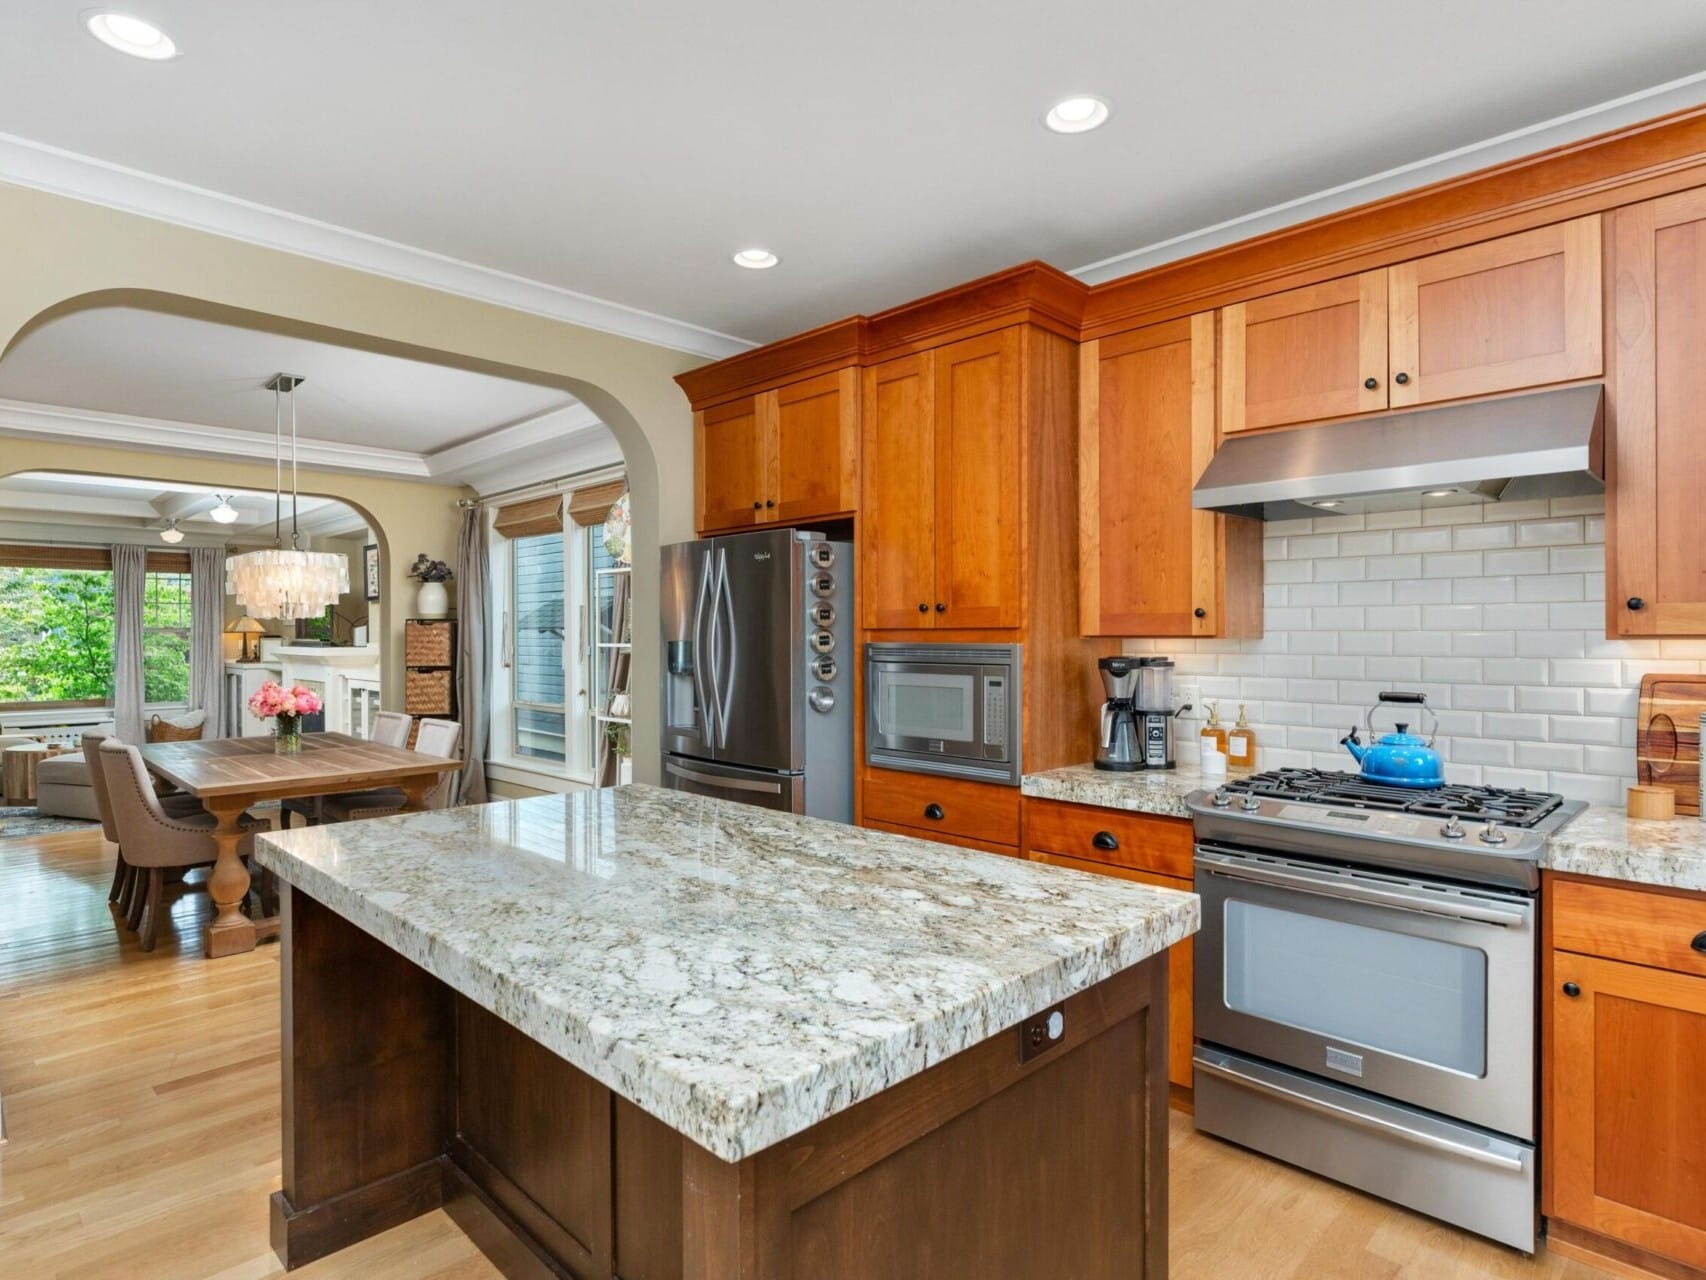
[1363,377,1378,390]
[1193,607,1207,619]
[766,499,776,508]
[918,602,929,613]
[752,501,762,510]
[1627,596,1645,611]
[1091,831,1119,851]
[935,602,946,613]
[1692,931,1706,954]
[923,803,945,821]
[1562,981,1581,998]
[1394,371,1410,385]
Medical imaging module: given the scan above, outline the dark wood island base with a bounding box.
[273,886,1172,1279]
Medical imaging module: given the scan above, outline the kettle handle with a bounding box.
[1368,691,1437,746]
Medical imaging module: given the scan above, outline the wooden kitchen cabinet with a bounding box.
[1609,188,1706,636]
[1389,215,1601,408]
[861,330,1022,630]
[1546,875,1706,1273]
[1220,271,1388,433]
[1023,799,1196,1090]
[694,369,858,534]
[1080,313,1262,637]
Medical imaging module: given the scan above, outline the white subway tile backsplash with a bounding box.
[1658,639,1706,658]
[1118,507,1644,803]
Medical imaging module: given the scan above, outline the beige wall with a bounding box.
[0,181,705,783]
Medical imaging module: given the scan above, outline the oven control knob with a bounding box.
[1211,789,1232,808]
[1478,820,1508,846]
[1440,817,1465,840]
[1239,795,1261,812]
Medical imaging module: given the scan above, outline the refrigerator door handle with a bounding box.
[716,547,737,749]
[692,552,716,745]
[665,761,783,795]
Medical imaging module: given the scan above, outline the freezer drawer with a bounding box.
[662,754,803,814]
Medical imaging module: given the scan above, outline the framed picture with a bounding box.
[363,544,380,602]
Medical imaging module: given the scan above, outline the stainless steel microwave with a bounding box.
[865,643,1021,785]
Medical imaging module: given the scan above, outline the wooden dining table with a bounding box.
[138,732,463,959]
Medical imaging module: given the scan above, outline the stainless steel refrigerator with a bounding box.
[660,529,852,820]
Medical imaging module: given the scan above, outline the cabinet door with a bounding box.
[1221,271,1387,432]
[1081,314,1220,636]
[770,369,858,523]
[861,352,937,629]
[1610,191,1706,635]
[1029,852,1194,1090]
[1389,215,1601,408]
[696,396,764,532]
[933,328,1022,629]
[1550,952,1706,1269]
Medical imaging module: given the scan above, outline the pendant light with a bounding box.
[225,374,349,620]
[208,494,240,524]
[159,518,184,544]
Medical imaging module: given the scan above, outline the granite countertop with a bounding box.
[254,784,1198,1163]
[1024,762,1706,895]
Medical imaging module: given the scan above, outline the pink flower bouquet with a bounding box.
[248,681,323,720]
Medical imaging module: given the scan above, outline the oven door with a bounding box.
[1194,845,1535,1141]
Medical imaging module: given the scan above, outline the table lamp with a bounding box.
[231,616,266,662]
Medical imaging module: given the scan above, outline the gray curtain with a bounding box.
[596,570,631,787]
[455,505,489,804]
[112,544,146,744]
[189,546,224,738]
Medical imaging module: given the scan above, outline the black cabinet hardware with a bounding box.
[1692,930,1706,954]
[917,602,929,613]
[934,602,946,613]
[1091,831,1119,851]
[752,501,762,510]
[1193,607,1206,618]
[1363,377,1378,390]
[1394,371,1410,385]
[1562,982,1581,998]
[765,499,775,508]
[1627,596,1645,611]
[923,803,945,821]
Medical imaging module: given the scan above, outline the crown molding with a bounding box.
[424,401,620,495]
[0,133,757,361]
[1071,70,1706,285]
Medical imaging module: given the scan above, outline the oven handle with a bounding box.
[1193,1054,1526,1172]
[1195,852,1529,928]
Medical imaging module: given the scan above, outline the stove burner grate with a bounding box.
[1218,768,1564,828]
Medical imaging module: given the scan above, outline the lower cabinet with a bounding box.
[1546,875,1706,1272]
[861,770,1021,852]
[1024,799,1196,1092]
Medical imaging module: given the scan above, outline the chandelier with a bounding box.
[226,374,349,621]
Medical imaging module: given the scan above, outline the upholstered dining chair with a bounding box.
[282,710,415,828]
[97,739,266,952]
[320,718,462,824]
[84,731,205,920]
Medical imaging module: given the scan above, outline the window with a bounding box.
[511,531,567,762]
[0,566,115,704]
[142,569,192,705]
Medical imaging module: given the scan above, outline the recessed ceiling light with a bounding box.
[84,11,178,60]
[1312,500,1343,509]
[1423,489,1457,498]
[209,494,239,524]
[732,248,779,270]
[1044,95,1111,135]
[159,519,184,544]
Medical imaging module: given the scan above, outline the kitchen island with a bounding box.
[254,785,1198,1279]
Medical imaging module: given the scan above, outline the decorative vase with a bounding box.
[275,712,303,755]
[416,580,450,618]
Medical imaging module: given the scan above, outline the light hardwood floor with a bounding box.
[0,826,1610,1279]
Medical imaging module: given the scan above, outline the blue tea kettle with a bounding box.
[1341,691,1444,789]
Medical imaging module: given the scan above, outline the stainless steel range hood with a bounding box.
[1192,384,1604,521]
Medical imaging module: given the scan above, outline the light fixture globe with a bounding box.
[209,494,239,524]
[159,519,184,544]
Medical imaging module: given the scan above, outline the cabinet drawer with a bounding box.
[861,771,1021,847]
[1552,877,1706,979]
[1023,798,1194,880]
[864,817,1018,857]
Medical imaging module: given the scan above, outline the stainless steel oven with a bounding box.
[864,643,1020,784]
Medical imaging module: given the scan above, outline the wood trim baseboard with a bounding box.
[270,1157,448,1271]
[1547,1219,1706,1280]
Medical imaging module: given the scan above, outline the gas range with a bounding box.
[1187,767,1586,891]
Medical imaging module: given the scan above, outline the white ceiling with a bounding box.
[0,471,369,542]
[0,306,623,493]
[2,2,1705,345]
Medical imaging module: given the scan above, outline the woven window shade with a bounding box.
[493,494,563,540]
[567,480,626,528]
[0,544,111,570]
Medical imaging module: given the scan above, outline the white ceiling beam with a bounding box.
[150,490,216,521]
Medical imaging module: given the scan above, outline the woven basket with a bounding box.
[148,714,204,743]
[405,669,453,716]
[405,619,455,667]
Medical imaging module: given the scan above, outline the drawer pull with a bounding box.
[1562,982,1581,998]
[1693,931,1706,954]
[923,803,945,821]
[1091,831,1119,851]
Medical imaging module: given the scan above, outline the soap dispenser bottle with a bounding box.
[1228,704,1258,773]
[1200,701,1228,760]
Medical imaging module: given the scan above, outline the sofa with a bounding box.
[34,712,206,820]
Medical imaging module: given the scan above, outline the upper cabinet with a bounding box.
[1609,189,1706,635]
[1221,272,1387,433]
[1081,314,1262,637]
[861,330,1023,630]
[693,369,858,535]
[1389,216,1601,407]
[1221,216,1602,433]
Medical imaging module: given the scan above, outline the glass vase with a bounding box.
[275,712,303,755]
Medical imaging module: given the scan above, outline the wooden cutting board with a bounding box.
[1635,674,1706,815]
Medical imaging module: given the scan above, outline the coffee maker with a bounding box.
[1095,657,1142,771]
[1135,657,1180,770]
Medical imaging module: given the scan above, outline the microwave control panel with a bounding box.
[983,677,1007,746]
